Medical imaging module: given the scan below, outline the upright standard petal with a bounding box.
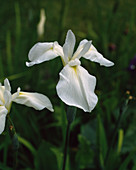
[4,90,12,112]
[26,42,58,67]
[4,78,11,92]
[72,41,91,60]
[0,86,5,104]
[63,30,76,60]
[53,41,68,65]
[56,64,98,112]
[12,91,54,112]
[0,106,8,134]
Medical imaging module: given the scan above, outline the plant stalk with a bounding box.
[7,115,19,170]
[62,121,70,170]
[62,106,77,170]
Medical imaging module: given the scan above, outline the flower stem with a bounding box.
[62,121,70,170]
[62,106,77,170]
[7,115,19,170]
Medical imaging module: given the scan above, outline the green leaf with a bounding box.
[51,147,63,170]
[76,134,93,169]
[6,31,13,74]
[0,163,12,170]
[34,141,59,170]
[97,114,108,167]
[117,129,124,154]
[119,152,135,170]
[0,71,28,82]
[18,136,36,156]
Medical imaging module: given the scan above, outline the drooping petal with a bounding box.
[56,64,98,112]
[63,30,76,60]
[0,106,8,134]
[12,91,54,112]
[80,41,114,67]
[83,46,114,66]
[72,41,91,60]
[26,42,58,67]
[4,79,11,92]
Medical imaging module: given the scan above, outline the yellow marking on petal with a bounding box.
[19,92,25,95]
[60,56,66,66]
[72,66,77,76]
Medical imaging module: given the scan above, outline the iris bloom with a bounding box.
[26,30,114,112]
[0,78,53,134]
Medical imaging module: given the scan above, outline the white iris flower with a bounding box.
[26,30,114,112]
[0,78,53,134]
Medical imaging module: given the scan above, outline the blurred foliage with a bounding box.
[0,0,136,169]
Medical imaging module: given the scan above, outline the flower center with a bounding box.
[68,58,81,67]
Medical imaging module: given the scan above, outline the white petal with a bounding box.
[4,78,11,92]
[53,41,67,65]
[83,44,114,67]
[26,42,58,67]
[12,87,21,101]
[79,39,89,46]
[0,106,8,134]
[73,41,91,59]
[68,58,81,67]
[0,86,5,103]
[63,30,76,60]
[53,41,64,57]
[56,65,98,112]
[4,90,12,111]
[12,91,54,112]
[0,99,3,105]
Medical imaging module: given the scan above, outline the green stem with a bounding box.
[62,121,70,170]
[7,115,19,170]
[62,106,77,170]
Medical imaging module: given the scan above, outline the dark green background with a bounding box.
[0,0,136,169]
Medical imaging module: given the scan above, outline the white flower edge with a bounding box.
[0,106,8,134]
